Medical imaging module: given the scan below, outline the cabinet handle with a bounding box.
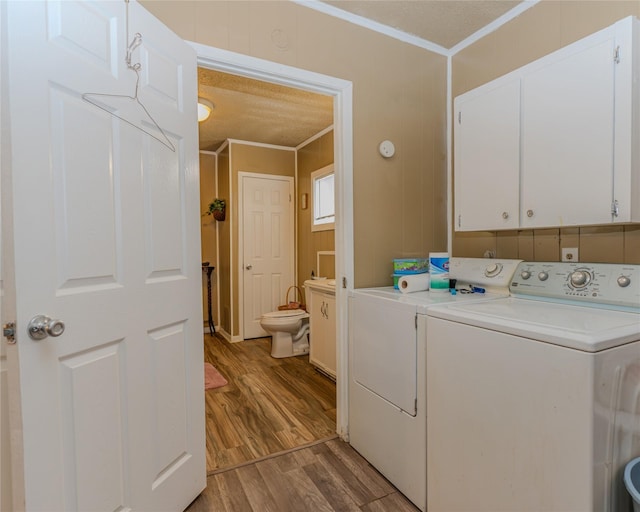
[502,211,509,220]
[527,209,534,218]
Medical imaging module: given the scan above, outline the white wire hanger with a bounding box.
[82,0,176,152]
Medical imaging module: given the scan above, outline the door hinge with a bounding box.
[415,398,418,413]
[614,46,621,64]
[342,276,347,289]
[3,322,16,344]
[458,214,461,228]
[458,111,461,124]
[612,199,619,217]
[415,314,418,329]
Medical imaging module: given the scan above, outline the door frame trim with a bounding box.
[191,42,353,440]
[238,172,295,340]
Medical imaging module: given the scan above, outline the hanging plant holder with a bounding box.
[205,198,226,222]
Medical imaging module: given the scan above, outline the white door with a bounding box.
[4,1,205,510]
[241,174,294,339]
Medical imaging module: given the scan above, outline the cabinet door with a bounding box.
[454,78,520,231]
[521,33,616,228]
[309,291,336,378]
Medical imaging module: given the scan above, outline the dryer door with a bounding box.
[352,293,417,416]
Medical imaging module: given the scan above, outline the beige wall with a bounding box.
[217,147,231,334]
[452,1,640,264]
[141,0,449,288]
[297,130,335,292]
[199,152,218,328]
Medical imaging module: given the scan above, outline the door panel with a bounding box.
[242,174,294,339]
[50,85,121,292]
[5,1,204,510]
[59,342,127,512]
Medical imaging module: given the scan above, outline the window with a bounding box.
[311,164,335,232]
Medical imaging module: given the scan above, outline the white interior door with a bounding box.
[0,29,11,504]
[4,1,205,510]
[241,173,294,339]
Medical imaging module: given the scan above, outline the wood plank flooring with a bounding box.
[187,438,420,512]
[203,333,337,472]
[196,333,420,511]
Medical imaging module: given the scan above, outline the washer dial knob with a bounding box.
[538,272,549,281]
[570,270,591,288]
[520,270,531,280]
[617,275,631,287]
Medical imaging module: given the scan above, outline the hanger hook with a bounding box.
[126,33,142,69]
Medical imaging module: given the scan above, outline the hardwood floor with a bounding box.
[203,333,337,472]
[196,333,420,511]
[187,438,420,512]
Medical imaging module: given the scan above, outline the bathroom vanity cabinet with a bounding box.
[304,280,336,379]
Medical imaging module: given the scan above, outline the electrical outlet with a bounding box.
[562,247,579,262]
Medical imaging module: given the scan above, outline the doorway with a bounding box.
[194,44,353,440]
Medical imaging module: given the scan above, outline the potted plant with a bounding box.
[205,198,226,221]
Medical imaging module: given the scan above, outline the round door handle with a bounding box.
[245,264,252,270]
[502,211,509,220]
[27,315,65,340]
[527,209,534,218]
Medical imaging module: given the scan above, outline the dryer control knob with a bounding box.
[538,272,549,281]
[484,263,502,277]
[617,275,631,287]
[520,270,531,280]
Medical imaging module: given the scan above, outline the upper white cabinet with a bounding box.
[455,78,521,231]
[454,16,639,231]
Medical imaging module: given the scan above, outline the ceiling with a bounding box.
[197,1,524,152]
[323,0,522,50]
[197,69,333,151]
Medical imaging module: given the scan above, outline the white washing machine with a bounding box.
[349,258,522,511]
[426,261,640,512]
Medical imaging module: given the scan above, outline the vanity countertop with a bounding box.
[303,278,336,294]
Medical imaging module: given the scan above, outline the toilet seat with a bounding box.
[262,309,308,319]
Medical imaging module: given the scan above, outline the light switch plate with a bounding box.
[562,247,579,262]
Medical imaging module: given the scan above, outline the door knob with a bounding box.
[27,315,65,340]
[245,264,252,270]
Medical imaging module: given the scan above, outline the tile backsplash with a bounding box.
[453,224,640,264]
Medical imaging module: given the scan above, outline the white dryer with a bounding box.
[426,261,640,512]
[348,258,522,511]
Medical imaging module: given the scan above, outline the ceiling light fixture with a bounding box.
[197,98,214,122]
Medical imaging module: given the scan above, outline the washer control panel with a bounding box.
[511,262,640,309]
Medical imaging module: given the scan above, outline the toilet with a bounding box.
[260,309,310,358]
